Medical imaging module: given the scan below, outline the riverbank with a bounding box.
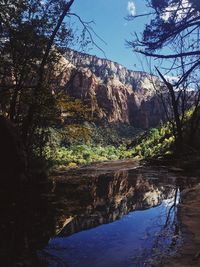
[51,159,140,179]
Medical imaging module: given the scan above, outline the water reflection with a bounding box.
[1,163,198,266]
[50,168,176,237]
[39,195,180,267]
[38,165,182,267]
[0,180,56,267]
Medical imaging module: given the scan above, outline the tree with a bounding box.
[128,0,200,151]
[0,0,105,164]
[0,0,76,150]
[55,93,93,144]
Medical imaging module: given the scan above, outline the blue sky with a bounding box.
[70,0,151,71]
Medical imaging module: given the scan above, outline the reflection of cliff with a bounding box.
[53,167,175,237]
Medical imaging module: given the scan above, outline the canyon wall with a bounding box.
[55,49,165,129]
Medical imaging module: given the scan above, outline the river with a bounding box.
[1,160,199,266]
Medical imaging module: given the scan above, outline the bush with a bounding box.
[44,123,175,170]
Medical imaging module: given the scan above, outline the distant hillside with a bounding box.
[64,49,158,91]
[53,49,165,129]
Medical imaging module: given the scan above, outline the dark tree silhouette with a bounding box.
[0,0,75,152]
[128,0,200,151]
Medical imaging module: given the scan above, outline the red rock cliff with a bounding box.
[54,50,165,129]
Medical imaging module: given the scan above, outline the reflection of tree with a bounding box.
[131,187,181,266]
[148,187,181,265]
[164,187,179,228]
[39,249,67,267]
[1,180,57,267]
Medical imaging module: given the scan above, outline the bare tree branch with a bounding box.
[68,12,107,58]
[135,50,200,59]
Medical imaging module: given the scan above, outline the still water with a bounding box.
[37,161,184,267]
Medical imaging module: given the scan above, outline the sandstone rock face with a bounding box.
[56,49,165,128]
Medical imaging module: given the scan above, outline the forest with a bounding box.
[0,0,200,266]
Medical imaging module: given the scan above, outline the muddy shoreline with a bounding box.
[164,184,200,267]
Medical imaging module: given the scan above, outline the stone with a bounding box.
[54,49,165,129]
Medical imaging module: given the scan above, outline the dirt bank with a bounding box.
[165,184,200,267]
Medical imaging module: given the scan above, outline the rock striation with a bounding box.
[64,49,154,90]
[55,49,165,129]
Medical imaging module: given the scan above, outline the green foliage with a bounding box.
[56,93,93,124]
[42,123,140,169]
[43,122,175,170]
[88,123,141,146]
[129,123,174,159]
[0,0,95,170]
[45,144,128,169]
